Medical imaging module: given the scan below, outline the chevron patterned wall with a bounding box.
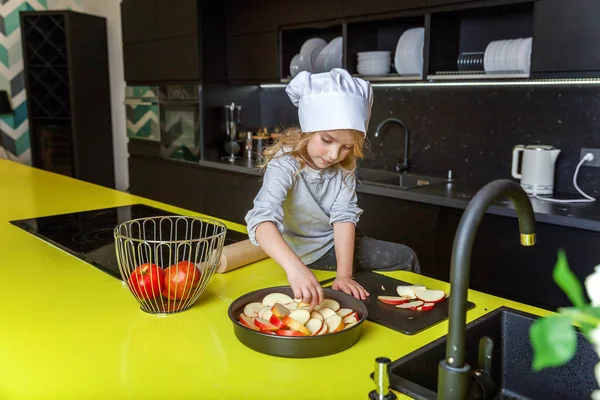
[0,0,83,164]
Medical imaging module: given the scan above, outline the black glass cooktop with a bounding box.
[10,204,248,280]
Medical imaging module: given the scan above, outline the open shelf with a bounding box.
[428,2,534,78]
[346,15,425,77]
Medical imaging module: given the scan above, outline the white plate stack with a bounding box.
[394,27,425,76]
[483,37,532,75]
[289,36,343,77]
[356,51,391,75]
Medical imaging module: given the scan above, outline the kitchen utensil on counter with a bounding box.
[321,271,475,335]
[114,215,227,314]
[216,239,268,273]
[228,286,367,358]
[511,144,561,196]
[221,102,242,163]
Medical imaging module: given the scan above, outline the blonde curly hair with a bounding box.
[257,127,366,174]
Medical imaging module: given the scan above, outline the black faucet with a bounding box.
[373,118,409,173]
[438,179,536,400]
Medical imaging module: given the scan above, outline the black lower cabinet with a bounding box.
[435,207,598,310]
[357,193,438,274]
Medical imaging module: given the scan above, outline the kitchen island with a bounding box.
[0,159,551,400]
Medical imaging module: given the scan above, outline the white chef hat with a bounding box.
[286,68,373,137]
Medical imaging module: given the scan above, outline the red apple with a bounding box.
[378,296,410,305]
[269,314,286,328]
[162,261,201,301]
[276,329,306,337]
[253,317,279,331]
[128,263,164,300]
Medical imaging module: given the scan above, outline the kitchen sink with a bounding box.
[356,168,450,190]
[386,307,598,400]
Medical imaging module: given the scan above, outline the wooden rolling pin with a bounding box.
[216,239,268,273]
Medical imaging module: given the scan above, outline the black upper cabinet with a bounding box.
[225,0,280,36]
[279,0,344,25]
[227,32,278,82]
[121,0,157,43]
[531,0,600,77]
[426,0,480,6]
[343,0,426,17]
[155,0,199,38]
[121,0,201,82]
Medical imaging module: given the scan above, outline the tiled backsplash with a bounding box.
[260,84,600,196]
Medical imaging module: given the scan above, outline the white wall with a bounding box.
[49,0,128,191]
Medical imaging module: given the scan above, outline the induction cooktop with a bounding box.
[10,204,248,280]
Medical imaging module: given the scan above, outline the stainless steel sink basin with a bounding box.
[384,307,598,400]
[356,168,449,190]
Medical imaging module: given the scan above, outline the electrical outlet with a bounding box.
[581,148,600,167]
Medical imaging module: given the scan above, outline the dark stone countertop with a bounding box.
[198,158,600,232]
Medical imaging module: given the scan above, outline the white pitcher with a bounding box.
[511,144,561,196]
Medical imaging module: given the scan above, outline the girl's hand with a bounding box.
[332,275,369,300]
[286,265,324,309]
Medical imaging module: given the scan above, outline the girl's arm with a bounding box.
[332,222,369,300]
[255,222,324,308]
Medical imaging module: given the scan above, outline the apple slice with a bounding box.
[260,329,276,335]
[263,308,273,322]
[318,307,337,320]
[317,323,329,335]
[336,308,354,318]
[395,300,424,310]
[414,289,446,303]
[416,306,423,311]
[262,292,294,307]
[283,315,311,335]
[345,311,359,321]
[306,318,324,335]
[421,302,435,311]
[284,302,298,311]
[378,296,410,305]
[343,314,359,324]
[297,301,310,308]
[344,321,358,330]
[257,306,270,319]
[325,314,344,332]
[396,285,424,299]
[271,303,289,319]
[243,302,264,318]
[239,313,259,331]
[315,299,340,312]
[253,317,279,331]
[311,311,324,321]
[288,309,311,325]
[269,314,286,328]
[276,329,306,337]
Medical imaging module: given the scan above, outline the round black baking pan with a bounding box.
[228,286,368,358]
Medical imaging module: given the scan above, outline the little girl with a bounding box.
[245,68,419,307]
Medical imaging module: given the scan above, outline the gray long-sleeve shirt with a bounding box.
[245,153,363,265]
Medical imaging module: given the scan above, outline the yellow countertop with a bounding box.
[0,160,552,400]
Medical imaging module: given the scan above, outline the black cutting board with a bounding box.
[321,271,475,335]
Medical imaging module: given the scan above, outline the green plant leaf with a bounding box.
[553,250,586,307]
[530,315,578,371]
[559,305,600,336]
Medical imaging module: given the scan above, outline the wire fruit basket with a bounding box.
[114,215,227,314]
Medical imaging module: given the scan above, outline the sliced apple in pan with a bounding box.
[283,315,311,335]
[317,323,329,335]
[311,311,324,321]
[296,301,311,308]
[315,299,340,312]
[378,296,410,305]
[284,302,298,311]
[239,313,259,331]
[344,321,359,330]
[253,317,279,331]
[260,329,276,335]
[324,314,344,332]
[318,307,337,320]
[288,309,311,325]
[343,314,359,324]
[395,300,424,310]
[269,314,286,328]
[243,302,264,318]
[336,308,354,318]
[263,308,273,322]
[305,318,324,335]
[276,329,306,337]
[257,306,270,319]
[271,303,289,319]
[421,302,435,311]
[262,292,294,307]
[414,289,445,303]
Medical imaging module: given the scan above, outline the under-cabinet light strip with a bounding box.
[260,78,600,89]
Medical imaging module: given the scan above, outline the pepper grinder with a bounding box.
[369,357,397,400]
